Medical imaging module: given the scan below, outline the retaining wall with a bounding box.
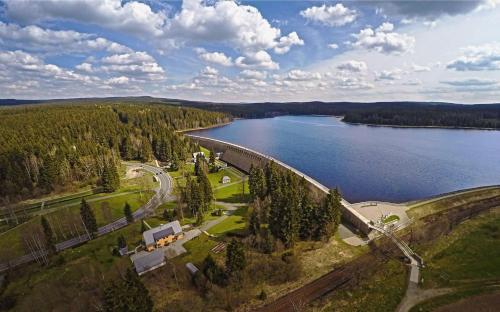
[187,134,371,234]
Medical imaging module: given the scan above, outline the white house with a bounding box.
[143,220,183,251]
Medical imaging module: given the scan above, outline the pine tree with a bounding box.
[162,209,172,222]
[226,239,246,275]
[102,163,119,193]
[202,254,227,286]
[124,202,133,223]
[299,194,315,240]
[80,198,98,237]
[39,155,58,191]
[41,216,56,255]
[198,170,213,211]
[103,269,153,312]
[209,148,216,170]
[248,208,260,236]
[261,227,274,254]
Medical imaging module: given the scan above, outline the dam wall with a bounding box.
[187,134,372,234]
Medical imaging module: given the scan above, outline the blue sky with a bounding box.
[0,0,499,103]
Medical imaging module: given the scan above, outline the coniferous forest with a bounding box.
[0,102,230,202]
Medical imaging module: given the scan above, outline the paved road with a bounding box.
[0,163,173,272]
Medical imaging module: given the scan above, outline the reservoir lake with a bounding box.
[191,115,500,203]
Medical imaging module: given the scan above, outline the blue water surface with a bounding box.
[191,116,500,203]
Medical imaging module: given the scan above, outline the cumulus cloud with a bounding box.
[4,0,166,37]
[352,22,415,54]
[336,60,367,72]
[0,50,96,85]
[235,51,279,70]
[100,51,166,80]
[163,0,302,55]
[375,69,405,81]
[300,3,357,27]
[286,70,321,81]
[199,66,219,78]
[106,76,130,85]
[196,50,233,67]
[274,32,304,54]
[411,64,431,72]
[75,62,94,73]
[0,22,132,54]
[447,43,500,71]
[240,70,267,80]
[328,43,339,49]
[440,78,498,86]
[378,0,492,20]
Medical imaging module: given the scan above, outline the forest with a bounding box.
[182,101,500,129]
[0,101,230,202]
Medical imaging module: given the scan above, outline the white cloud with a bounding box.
[375,69,405,80]
[337,60,367,72]
[411,64,431,72]
[300,4,357,27]
[353,23,415,54]
[106,76,130,85]
[76,62,94,73]
[235,51,279,70]
[274,32,304,54]
[441,78,498,86]
[163,0,302,55]
[100,51,166,80]
[328,43,339,49]
[240,70,267,80]
[197,50,233,67]
[4,0,166,37]
[286,70,321,81]
[0,22,132,54]
[0,50,96,85]
[447,43,500,71]
[199,66,218,78]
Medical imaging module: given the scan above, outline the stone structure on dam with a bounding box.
[187,134,372,235]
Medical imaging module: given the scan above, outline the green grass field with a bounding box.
[0,168,158,260]
[310,259,407,312]
[1,220,152,312]
[418,209,500,289]
[176,234,220,266]
[207,206,248,236]
[407,186,500,220]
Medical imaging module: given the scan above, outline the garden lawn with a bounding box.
[207,206,247,236]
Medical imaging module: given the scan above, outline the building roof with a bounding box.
[143,220,182,246]
[132,249,166,275]
[185,262,199,275]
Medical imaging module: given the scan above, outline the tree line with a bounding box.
[182,101,500,129]
[0,102,230,202]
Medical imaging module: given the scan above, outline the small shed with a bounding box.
[185,262,199,276]
[221,176,231,184]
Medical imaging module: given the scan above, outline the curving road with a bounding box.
[0,163,173,272]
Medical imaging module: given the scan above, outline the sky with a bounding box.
[0,0,499,103]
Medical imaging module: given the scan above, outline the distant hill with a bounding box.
[2,97,500,129]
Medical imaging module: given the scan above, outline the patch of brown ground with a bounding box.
[436,291,500,312]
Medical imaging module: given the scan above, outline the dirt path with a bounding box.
[397,283,453,312]
[436,291,500,312]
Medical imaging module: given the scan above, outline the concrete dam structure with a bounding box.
[187,135,372,235]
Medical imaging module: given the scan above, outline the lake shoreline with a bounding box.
[176,121,233,133]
